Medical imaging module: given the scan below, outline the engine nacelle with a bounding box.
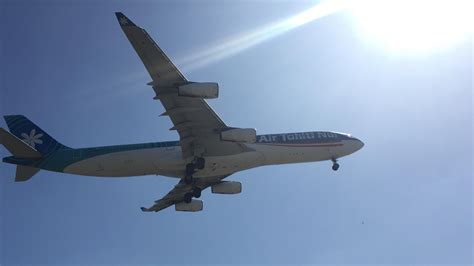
[178,82,219,99]
[212,181,242,194]
[220,128,256,143]
[175,200,203,212]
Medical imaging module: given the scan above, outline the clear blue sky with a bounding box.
[1,1,472,265]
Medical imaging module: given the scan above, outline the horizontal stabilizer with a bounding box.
[0,128,42,158]
[15,165,40,182]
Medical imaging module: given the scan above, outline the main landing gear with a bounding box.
[331,158,340,171]
[184,157,206,185]
[183,157,205,203]
[184,188,202,203]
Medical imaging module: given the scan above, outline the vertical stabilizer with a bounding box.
[4,115,69,155]
[0,128,42,158]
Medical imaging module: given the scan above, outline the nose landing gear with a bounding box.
[331,158,340,171]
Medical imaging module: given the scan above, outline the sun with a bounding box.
[349,0,472,53]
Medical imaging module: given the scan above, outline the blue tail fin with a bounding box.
[4,115,69,155]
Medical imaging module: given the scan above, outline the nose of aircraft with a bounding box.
[353,137,364,151]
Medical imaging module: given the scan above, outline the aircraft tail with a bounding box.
[0,128,42,158]
[3,115,69,155]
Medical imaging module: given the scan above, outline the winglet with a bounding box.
[115,12,137,27]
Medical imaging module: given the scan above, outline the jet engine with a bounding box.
[178,82,219,99]
[211,181,242,194]
[220,128,256,143]
[175,199,203,212]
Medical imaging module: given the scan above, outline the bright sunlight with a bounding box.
[178,1,345,71]
[350,0,473,53]
[179,0,473,72]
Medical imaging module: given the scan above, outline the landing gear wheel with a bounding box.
[184,163,195,184]
[184,192,193,203]
[332,162,340,171]
[195,157,205,170]
[186,163,196,176]
[184,175,193,185]
[193,188,202,198]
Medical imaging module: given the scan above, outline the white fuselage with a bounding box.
[63,137,364,178]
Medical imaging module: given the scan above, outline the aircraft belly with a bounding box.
[64,148,183,177]
[193,151,265,177]
[252,143,333,165]
[251,140,359,165]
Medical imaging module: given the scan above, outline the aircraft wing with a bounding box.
[116,12,243,159]
[140,175,229,212]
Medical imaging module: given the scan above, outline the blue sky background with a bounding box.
[0,1,472,265]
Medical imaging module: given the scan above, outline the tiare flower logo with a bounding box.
[119,17,129,26]
[21,129,43,149]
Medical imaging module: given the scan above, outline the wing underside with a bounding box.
[141,175,229,212]
[115,12,246,213]
[115,12,240,159]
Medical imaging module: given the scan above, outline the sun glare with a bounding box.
[177,0,472,72]
[178,1,345,72]
[350,0,473,53]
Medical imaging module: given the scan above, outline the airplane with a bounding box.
[0,12,364,213]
